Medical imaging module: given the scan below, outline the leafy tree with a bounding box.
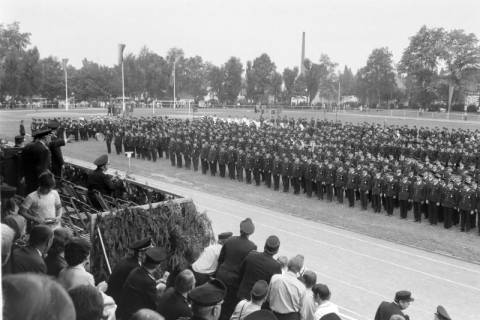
[361,47,397,105]
[270,71,283,103]
[38,56,64,100]
[303,55,338,104]
[398,26,446,108]
[283,67,298,102]
[245,61,255,102]
[0,22,34,100]
[250,53,276,103]
[293,74,307,97]
[223,57,243,104]
[441,29,480,111]
[339,66,356,96]
[136,47,169,99]
[207,64,224,102]
[72,59,115,100]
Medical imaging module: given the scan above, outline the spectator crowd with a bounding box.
[2,215,453,320]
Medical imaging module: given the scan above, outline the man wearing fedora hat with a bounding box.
[237,235,282,300]
[374,290,413,320]
[216,218,257,320]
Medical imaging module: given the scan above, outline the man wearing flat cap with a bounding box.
[119,246,168,320]
[107,237,152,307]
[237,235,282,300]
[192,232,233,286]
[231,280,269,320]
[86,154,115,210]
[188,278,227,320]
[216,218,257,320]
[21,128,53,194]
[434,305,451,320]
[374,290,413,320]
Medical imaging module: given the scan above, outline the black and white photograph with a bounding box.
[1,1,479,319]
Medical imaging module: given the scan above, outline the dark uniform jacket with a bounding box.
[87,169,115,195]
[11,246,47,274]
[359,174,371,191]
[237,251,282,300]
[374,301,407,320]
[45,254,67,277]
[398,181,412,201]
[441,187,458,208]
[107,256,139,304]
[119,266,158,320]
[157,287,193,320]
[216,236,257,288]
[412,182,426,202]
[22,141,51,193]
[49,136,66,176]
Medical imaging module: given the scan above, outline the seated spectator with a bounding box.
[58,237,94,290]
[2,273,76,320]
[45,227,72,277]
[192,231,232,286]
[300,271,317,320]
[231,280,269,320]
[130,309,165,320]
[68,285,104,320]
[157,269,195,320]
[268,255,306,320]
[312,284,339,320]
[11,224,53,274]
[2,223,15,267]
[19,171,62,230]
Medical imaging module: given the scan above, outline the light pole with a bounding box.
[172,56,180,110]
[118,44,126,114]
[62,58,69,111]
[173,59,177,110]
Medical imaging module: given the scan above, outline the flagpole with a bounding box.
[62,58,68,111]
[121,60,125,114]
[119,44,126,115]
[173,60,176,110]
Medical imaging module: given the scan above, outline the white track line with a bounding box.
[205,206,436,319]
[215,201,480,274]
[204,206,480,293]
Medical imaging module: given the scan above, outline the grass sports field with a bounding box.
[1,107,480,265]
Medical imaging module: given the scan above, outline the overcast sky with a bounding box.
[2,0,479,73]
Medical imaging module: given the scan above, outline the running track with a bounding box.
[67,157,480,320]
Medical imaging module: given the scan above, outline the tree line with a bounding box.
[1,22,479,110]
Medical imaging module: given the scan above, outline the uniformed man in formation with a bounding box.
[41,115,480,235]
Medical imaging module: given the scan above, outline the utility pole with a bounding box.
[62,58,69,110]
